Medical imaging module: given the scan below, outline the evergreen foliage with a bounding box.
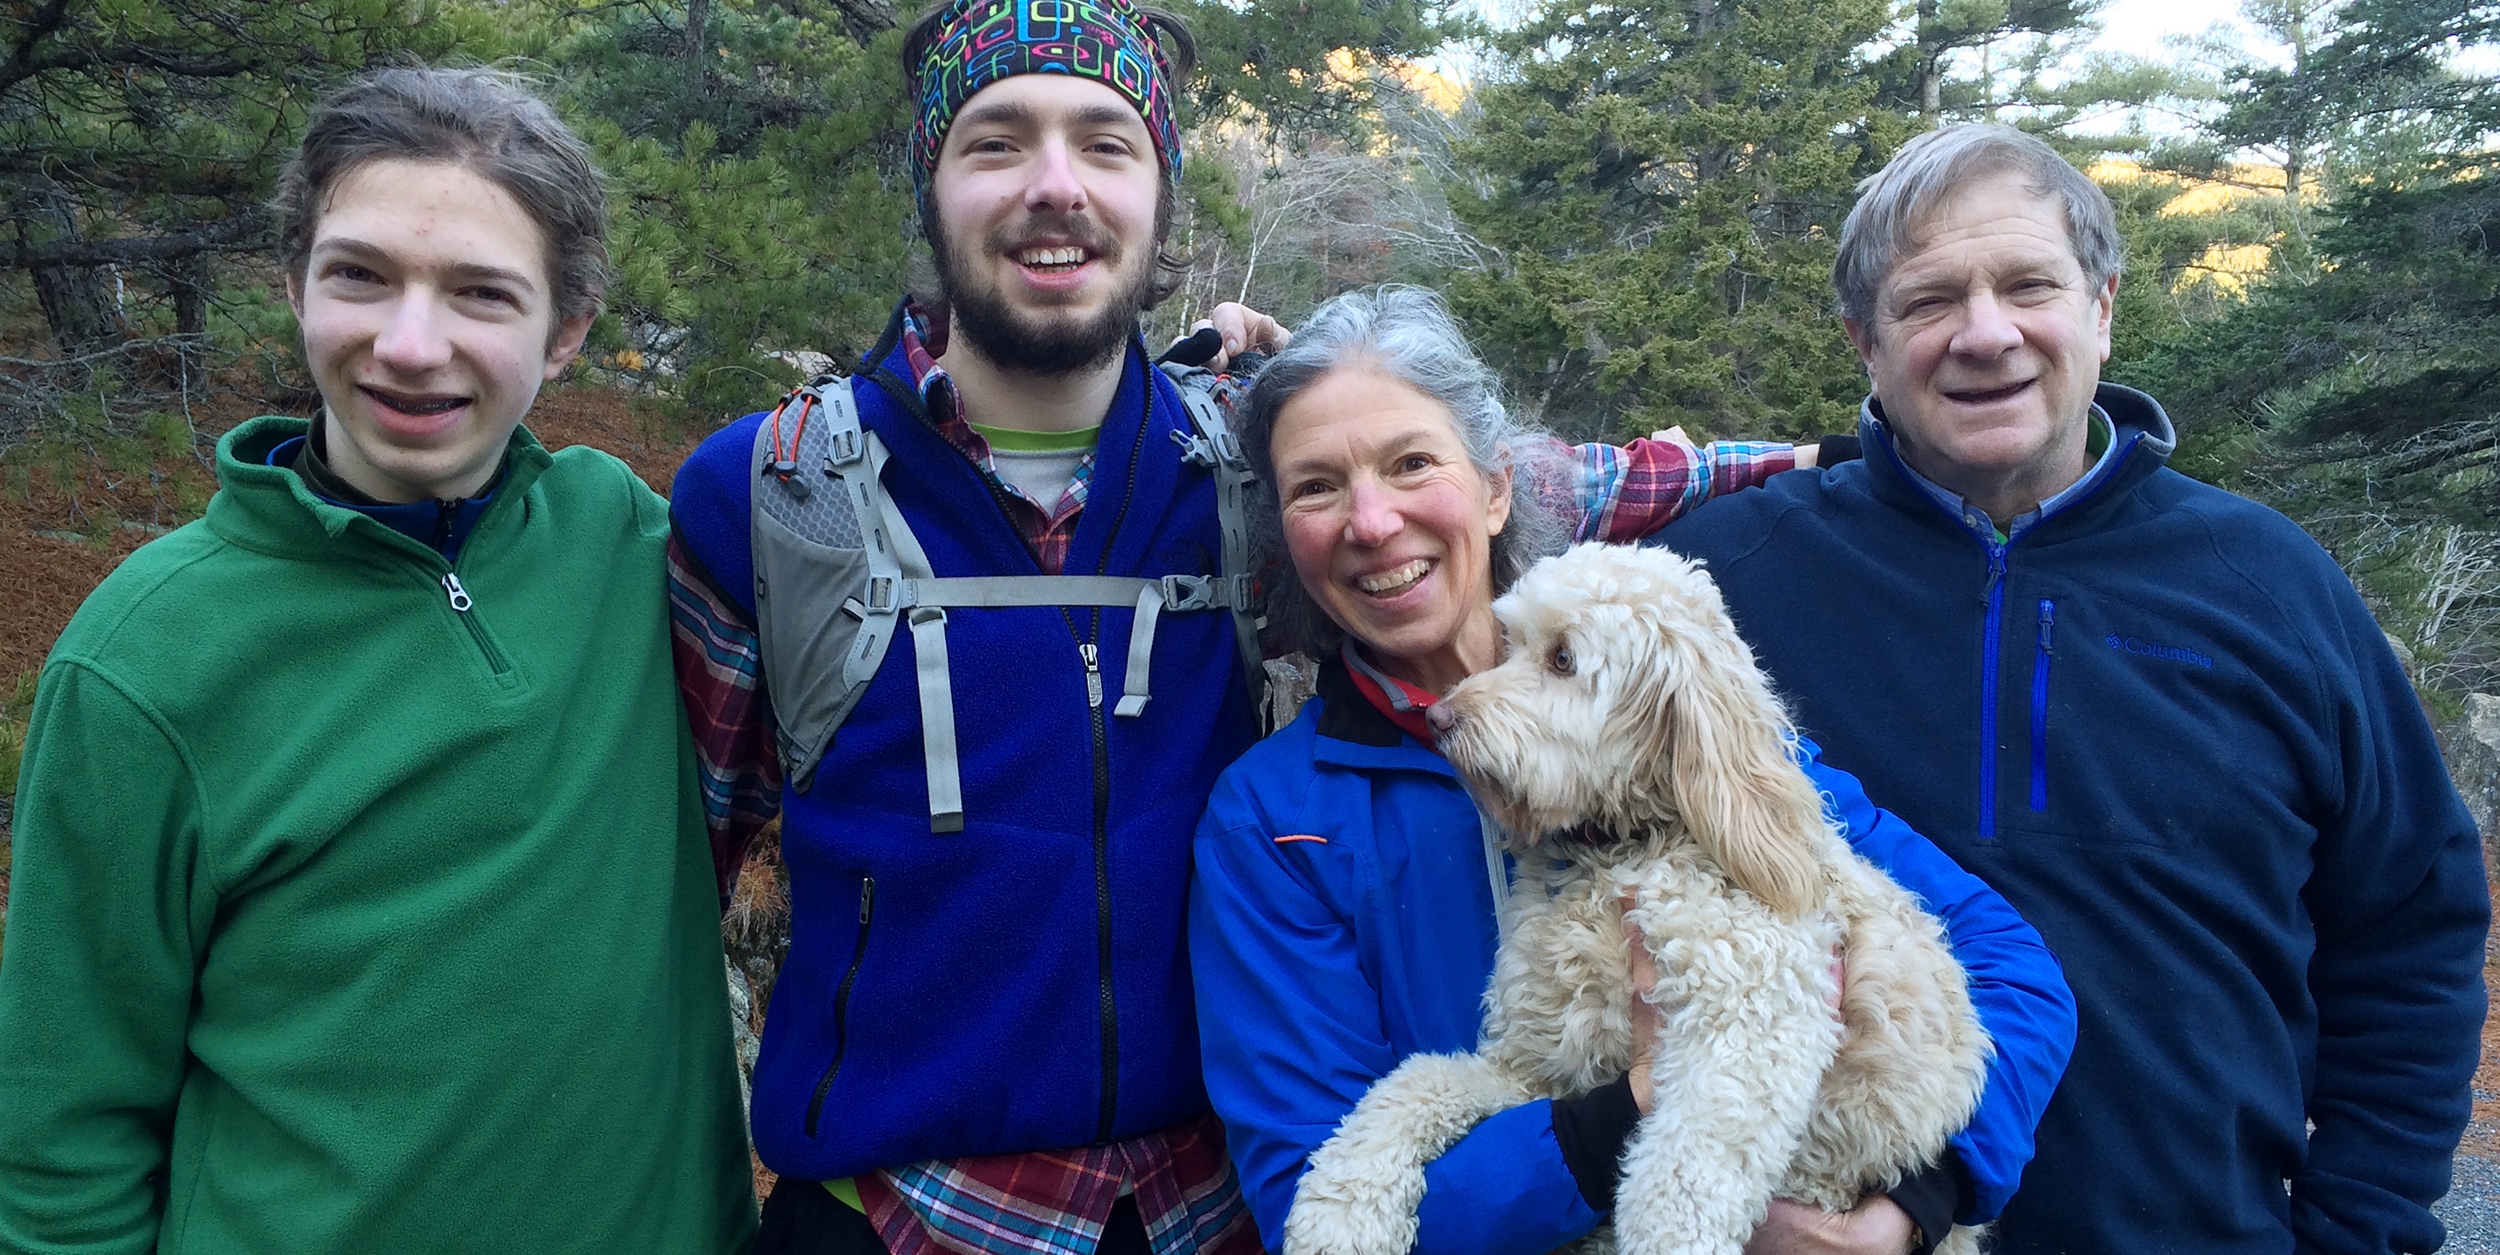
[0,0,491,461]
[1171,0,1473,133]
[2208,0,2500,184]
[2113,0,2500,697]
[531,0,916,417]
[2123,163,2499,696]
[1886,0,2101,123]
[1,0,484,357]
[1445,0,1906,440]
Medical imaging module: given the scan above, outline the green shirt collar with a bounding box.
[967,421,1102,453]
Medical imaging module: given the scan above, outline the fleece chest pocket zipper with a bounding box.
[1977,546,2008,839]
[806,875,876,1138]
[2029,599,2054,812]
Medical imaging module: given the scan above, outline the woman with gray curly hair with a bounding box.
[1234,286,1576,675]
[1188,286,2074,1255]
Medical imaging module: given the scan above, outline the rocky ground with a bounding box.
[2438,937,2500,1251]
[5,382,2499,1236]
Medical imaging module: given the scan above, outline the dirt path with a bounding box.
[2436,942,2500,1250]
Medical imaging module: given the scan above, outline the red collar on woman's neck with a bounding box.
[1339,641,1441,744]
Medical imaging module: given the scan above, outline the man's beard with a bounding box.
[932,211,1159,376]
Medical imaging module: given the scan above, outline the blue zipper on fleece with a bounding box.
[1978,542,2008,840]
[1867,409,2143,843]
[2030,598,2054,812]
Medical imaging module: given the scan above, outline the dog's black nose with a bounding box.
[1424,702,1457,733]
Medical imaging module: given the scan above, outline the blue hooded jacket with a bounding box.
[1659,384,2488,1255]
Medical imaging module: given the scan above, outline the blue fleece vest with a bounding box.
[1660,385,2487,1255]
[676,327,1259,1181]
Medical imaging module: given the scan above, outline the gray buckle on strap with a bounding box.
[826,427,863,468]
[1170,427,1246,471]
[1115,573,1237,718]
[1160,573,1227,612]
[841,574,902,623]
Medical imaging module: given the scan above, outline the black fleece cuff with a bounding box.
[1884,1151,1972,1255]
[1550,1074,1643,1212]
[1816,433,1863,467]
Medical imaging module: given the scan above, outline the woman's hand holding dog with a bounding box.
[1624,912,1661,1116]
[1742,1197,1917,1255]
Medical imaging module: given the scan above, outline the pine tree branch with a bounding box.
[0,212,269,269]
[0,41,266,98]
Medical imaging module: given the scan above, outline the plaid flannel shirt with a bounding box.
[663,319,1797,1255]
[857,1111,1257,1255]
[895,307,1099,576]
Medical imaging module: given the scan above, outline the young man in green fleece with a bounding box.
[0,67,757,1253]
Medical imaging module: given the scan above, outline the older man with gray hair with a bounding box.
[1661,124,2488,1254]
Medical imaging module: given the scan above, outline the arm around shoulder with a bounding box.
[1561,436,1804,545]
[0,660,213,1253]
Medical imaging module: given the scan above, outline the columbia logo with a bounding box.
[2106,633,2214,669]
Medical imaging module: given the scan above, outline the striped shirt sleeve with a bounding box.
[1568,437,1799,543]
[666,532,783,903]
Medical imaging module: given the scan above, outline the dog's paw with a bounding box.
[1282,1166,1424,1255]
[1283,1055,1524,1255]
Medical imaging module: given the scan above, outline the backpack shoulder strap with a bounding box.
[748,377,909,789]
[1161,361,1271,726]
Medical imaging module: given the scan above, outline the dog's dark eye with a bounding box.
[1549,644,1574,676]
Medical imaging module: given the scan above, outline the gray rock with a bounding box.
[726,960,760,1116]
[1266,653,1321,731]
[2440,694,2500,874]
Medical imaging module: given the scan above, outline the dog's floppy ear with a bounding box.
[1654,634,1826,920]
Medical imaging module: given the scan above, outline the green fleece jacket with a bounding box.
[0,417,758,1254]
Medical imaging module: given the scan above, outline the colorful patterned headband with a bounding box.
[911,0,1184,203]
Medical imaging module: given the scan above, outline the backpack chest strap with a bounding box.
[856,493,1242,832]
[876,573,1250,614]
[754,373,1255,834]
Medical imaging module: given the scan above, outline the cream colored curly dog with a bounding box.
[1282,544,1992,1255]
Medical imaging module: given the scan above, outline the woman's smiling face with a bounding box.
[287,159,592,503]
[1270,363,1512,694]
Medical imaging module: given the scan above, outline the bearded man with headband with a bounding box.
[666,1,1286,1250]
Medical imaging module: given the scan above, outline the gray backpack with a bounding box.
[746,362,1265,833]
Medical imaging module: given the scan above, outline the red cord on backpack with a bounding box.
[769,389,817,471]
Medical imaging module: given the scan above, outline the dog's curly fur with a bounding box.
[1282,545,1994,1255]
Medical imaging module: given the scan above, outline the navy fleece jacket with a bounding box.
[1661,384,2488,1255]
